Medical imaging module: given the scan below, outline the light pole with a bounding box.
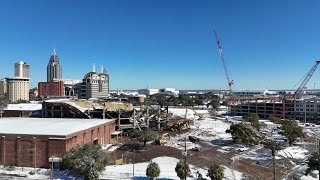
[51,156,54,180]
[133,149,135,178]
[318,139,320,180]
[184,139,187,180]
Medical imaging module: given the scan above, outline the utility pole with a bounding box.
[184,139,187,180]
[157,109,161,131]
[273,140,276,180]
[133,109,136,129]
[118,109,121,130]
[133,149,135,178]
[51,158,53,180]
[102,104,105,119]
[318,139,320,180]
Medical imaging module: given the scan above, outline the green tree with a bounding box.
[268,115,281,124]
[226,123,260,145]
[146,162,160,180]
[207,164,224,180]
[129,129,159,146]
[221,101,228,106]
[61,144,108,180]
[208,99,219,110]
[175,160,190,180]
[306,152,320,175]
[243,113,260,131]
[195,99,204,107]
[0,95,7,118]
[281,119,304,145]
[263,140,285,156]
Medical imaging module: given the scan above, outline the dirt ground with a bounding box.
[107,137,299,180]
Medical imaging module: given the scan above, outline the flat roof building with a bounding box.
[6,77,30,102]
[0,118,116,168]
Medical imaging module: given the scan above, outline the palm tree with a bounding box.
[146,162,160,180]
[207,164,224,180]
[175,160,190,180]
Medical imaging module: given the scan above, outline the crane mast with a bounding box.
[214,30,234,103]
[295,60,320,98]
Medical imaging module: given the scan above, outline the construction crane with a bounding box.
[295,60,320,98]
[214,30,235,104]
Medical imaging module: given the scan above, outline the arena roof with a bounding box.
[0,118,114,136]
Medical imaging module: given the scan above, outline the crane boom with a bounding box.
[214,30,234,101]
[295,61,320,97]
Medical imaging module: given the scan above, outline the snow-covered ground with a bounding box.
[0,166,80,180]
[101,156,243,180]
[277,146,309,159]
[165,108,232,150]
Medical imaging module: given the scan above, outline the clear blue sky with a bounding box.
[0,0,320,90]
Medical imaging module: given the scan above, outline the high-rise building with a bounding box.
[80,65,109,99]
[6,61,30,102]
[14,61,30,78]
[6,77,30,102]
[47,49,62,82]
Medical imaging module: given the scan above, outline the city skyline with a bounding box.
[1,1,320,90]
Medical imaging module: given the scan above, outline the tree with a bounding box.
[268,115,281,124]
[195,99,204,107]
[306,152,320,175]
[61,144,108,180]
[281,119,304,145]
[146,162,160,180]
[129,129,159,146]
[208,99,219,110]
[221,101,228,106]
[175,160,190,180]
[263,140,285,156]
[0,95,7,118]
[226,123,260,145]
[243,113,260,131]
[207,164,224,180]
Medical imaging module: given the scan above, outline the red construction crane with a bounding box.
[295,60,320,98]
[214,30,235,104]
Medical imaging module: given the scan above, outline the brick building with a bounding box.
[38,80,64,97]
[0,118,115,168]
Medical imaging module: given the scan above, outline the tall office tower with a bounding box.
[14,61,30,78]
[47,48,62,82]
[80,65,109,99]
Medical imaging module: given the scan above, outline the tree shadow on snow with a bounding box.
[211,138,234,146]
[133,177,174,180]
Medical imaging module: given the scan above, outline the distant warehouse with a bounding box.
[0,118,115,168]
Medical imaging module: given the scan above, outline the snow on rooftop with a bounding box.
[0,118,114,136]
[5,103,42,111]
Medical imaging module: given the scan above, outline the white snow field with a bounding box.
[166,108,232,150]
[101,156,243,180]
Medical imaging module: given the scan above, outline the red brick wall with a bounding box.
[65,121,115,151]
[38,80,64,97]
[0,120,115,168]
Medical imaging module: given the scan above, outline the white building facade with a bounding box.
[80,66,109,99]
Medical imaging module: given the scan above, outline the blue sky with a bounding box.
[0,0,320,90]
